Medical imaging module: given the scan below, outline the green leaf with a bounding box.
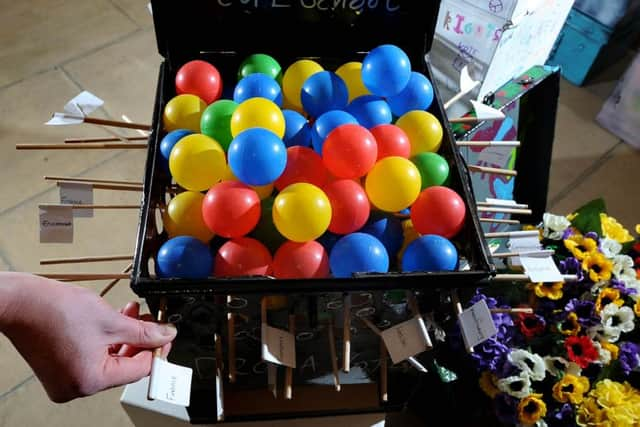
[570,198,606,234]
[433,359,458,383]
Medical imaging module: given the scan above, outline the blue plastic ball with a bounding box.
[330,232,389,278]
[156,236,213,279]
[228,128,287,186]
[160,129,194,162]
[233,73,283,106]
[401,235,458,272]
[359,211,404,257]
[311,110,358,153]
[361,44,412,97]
[282,109,312,147]
[301,71,349,118]
[346,95,392,129]
[386,71,434,117]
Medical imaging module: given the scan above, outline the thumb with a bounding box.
[112,316,177,349]
[102,352,154,389]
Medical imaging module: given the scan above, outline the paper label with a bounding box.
[507,235,541,251]
[46,112,84,126]
[381,318,430,365]
[59,183,93,218]
[64,91,103,116]
[485,198,517,206]
[458,299,498,349]
[39,205,73,243]
[520,253,563,283]
[148,357,193,407]
[262,325,296,368]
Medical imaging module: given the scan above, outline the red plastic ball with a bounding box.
[324,179,370,234]
[410,186,466,238]
[274,146,329,191]
[202,181,261,238]
[322,124,378,179]
[175,60,223,105]
[214,237,273,277]
[273,240,330,279]
[370,124,411,160]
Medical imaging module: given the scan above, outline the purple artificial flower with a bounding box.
[470,292,498,309]
[564,298,599,327]
[611,278,638,297]
[619,342,640,376]
[550,403,575,427]
[493,393,519,425]
[559,257,585,282]
[471,337,511,373]
[562,228,575,241]
[585,231,599,242]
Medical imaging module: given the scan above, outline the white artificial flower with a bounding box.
[508,349,546,381]
[600,237,622,258]
[613,255,636,281]
[542,213,571,240]
[497,372,532,398]
[544,356,569,377]
[625,278,640,300]
[566,361,583,376]
[518,420,548,427]
[601,303,635,342]
[592,341,612,365]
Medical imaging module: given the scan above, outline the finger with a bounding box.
[101,351,154,389]
[110,316,177,349]
[121,301,140,318]
[160,342,173,359]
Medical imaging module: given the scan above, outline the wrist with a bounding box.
[0,272,31,332]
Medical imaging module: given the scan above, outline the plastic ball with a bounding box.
[220,164,273,200]
[159,129,193,170]
[200,100,238,151]
[361,44,412,97]
[410,186,466,238]
[168,134,226,191]
[233,73,283,106]
[395,110,443,156]
[360,211,404,257]
[282,109,312,148]
[282,59,324,110]
[175,60,222,104]
[411,152,449,189]
[386,71,434,117]
[273,240,330,279]
[274,146,329,191]
[228,128,287,186]
[365,156,421,212]
[345,95,392,129]
[322,124,378,179]
[329,233,389,278]
[401,235,458,272]
[301,71,349,118]
[250,196,287,253]
[157,236,213,279]
[163,191,214,243]
[335,61,370,102]
[230,97,285,139]
[163,94,207,132]
[214,237,273,277]
[202,181,261,238]
[370,124,411,160]
[238,53,282,83]
[273,183,332,242]
[311,110,358,153]
[324,179,370,235]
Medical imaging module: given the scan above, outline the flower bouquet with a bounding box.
[461,199,640,426]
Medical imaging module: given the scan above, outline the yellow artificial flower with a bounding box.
[595,288,624,314]
[552,374,590,404]
[567,212,578,222]
[517,393,547,425]
[576,396,606,426]
[636,224,640,235]
[600,340,619,360]
[601,214,634,244]
[478,371,500,399]
[582,252,613,283]
[564,233,598,261]
[558,312,581,336]
[592,379,627,408]
[635,299,640,317]
[529,281,564,300]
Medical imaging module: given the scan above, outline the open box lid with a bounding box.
[150,0,442,69]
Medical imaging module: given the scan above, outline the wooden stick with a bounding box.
[405,291,432,348]
[227,296,236,384]
[479,207,532,215]
[65,136,148,143]
[214,332,225,422]
[456,140,520,147]
[56,181,143,192]
[82,116,151,131]
[477,201,529,209]
[360,316,382,336]
[380,339,388,403]
[261,298,277,399]
[39,204,139,210]
[484,230,539,238]
[327,317,341,392]
[468,165,518,177]
[490,307,534,314]
[451,289,473,353]
[40,254,132,265]
[121,114,152,137]
[343,294,351,373]
[285,314,296,399]
[449,116,484,124]
[100,263,133,297]
[17,142,147,150]
[480,218,521,225]
[491,250,554,259]
[37,273,130,281]
[44,176,142,186]
[147,297,168,401]
[493,274,578,282]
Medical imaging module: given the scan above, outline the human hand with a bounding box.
[0,272,176,403]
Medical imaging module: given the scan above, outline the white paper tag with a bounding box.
[520,254,564,283]
[59,183,93,218]
[381,318,430,365]
[507,235,542,266]
[458,299,498,349]
[39,205,73,243]
[485,198,517,206]
[471,100,505,121]
[262,325,296,368]
[64,91,103,116]
[148,357,193,407]
[46,112,84,126]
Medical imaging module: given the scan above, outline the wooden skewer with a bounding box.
[40,254,132,265]
[214,332,225,422]
[56,181,143,192]
[480,218,521,225]
[227,296,236,384]
[491,250,554,259]
[39,204,139,210]
[82,116,151,131]
[44,176,142,186]
[37,273,130,281]
[477,201,529,209]
[121,114,152,137]
[405,291,432,348]
[493,274,578,282]
[468,165,517,177]
[343,294,351,373]
[448,116,485,124]
[16,142,147,150]
[456,140,520,147]
[147,297,168,401]
[451,289,473,353]
[380,339,388,403]
[490,307,534,314]
[485,230,539,239]
[327,317,341,392]
[285,314,296,400]
[100,263,133,297]
[261,298,278,399]
[479,207,532,215]
[65,135,148,143]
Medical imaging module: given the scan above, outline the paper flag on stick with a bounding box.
[46,91,104,126]
[470,100,505,121]
[444,65,480,110]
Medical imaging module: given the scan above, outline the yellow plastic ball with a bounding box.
[395,110,443,156]
[365,156,421,212]
[272,183,332,242]
[282,59,324,110]
[220,163,273,200]
[230,98,285,139]
[397,219,421,265]
[169,134,226,191]
[163,94,207,132]
[163,191,215,243]
[335,61,371,102]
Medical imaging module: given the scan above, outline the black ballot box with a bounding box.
[130,0,495,423]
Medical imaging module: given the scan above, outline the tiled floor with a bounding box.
[0,2,639,426]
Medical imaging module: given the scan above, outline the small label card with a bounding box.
[485,198,517,206]
[458,299,498,349]
[507,235,542,267]
[262,325,296,368]
[520,253,564,283]
[39,205,73,243]
[381,318,430,365]
[59,182,93,218]
[148,357,193,407]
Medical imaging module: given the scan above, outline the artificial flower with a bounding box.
[564,234,597,261]
[564,299,598,327]
[552,374,590,404]
[544,356,570,377]
[565,336,599,369]
[600,237,622,258]
[594,288,624,314]
[557,312,581,336]
[592,341,613,365]
[529,281,563,300]
[515,313,546,339]
[600,303,635,342]
[479,371,500,398]
[516,394,546,425]
[508,349,546,381]
[601,214,634,243]
[618,342,640,375]
[582,252,613,283]
[600,340,619,360]
[635,298,640,316]
[497,372,532,398]
[542,213,571,240]
[576,394,606,426]
[613,254,637,282]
